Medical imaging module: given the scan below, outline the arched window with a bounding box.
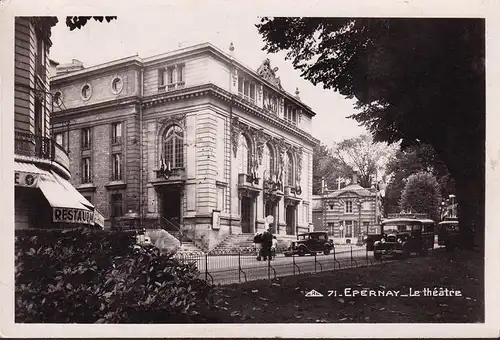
[238,134,251,174]
[262,143,275,180]
[162,125,183,168]
[286,152,294,186]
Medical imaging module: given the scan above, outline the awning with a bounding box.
[38,174,95,225]
[49,170,94,209]
[14,161,49,187]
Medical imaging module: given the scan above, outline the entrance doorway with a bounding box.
[161,186,181,224]
[241,196,253,233]
[265,200,277,233]
[286,205,296,235]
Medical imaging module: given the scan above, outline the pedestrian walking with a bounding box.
[262,227,273,261]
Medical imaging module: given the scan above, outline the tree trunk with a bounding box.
[453,171,484,253]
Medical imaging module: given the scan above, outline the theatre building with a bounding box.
[14,17,104,230]
[50,43,318,250]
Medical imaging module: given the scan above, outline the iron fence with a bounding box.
[173,243,433,286]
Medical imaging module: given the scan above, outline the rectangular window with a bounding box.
[110,193,123,217]
[175,136,183,167]
[249,83,256,100]
[243,80,250,96]
[82,157,92,183]
[111,122,122,144]
[112,154,122,181]
[167,67,175,84]
[263,90,269,107]
[345,201,353,214]
[177,64,185,83]
[35,34,45,78]
[345,221,353,238]
[238,77,243,93]
[81,127,91,149]
[158,69,166,87]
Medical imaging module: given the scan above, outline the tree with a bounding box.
[332,134,396,188]
[312,143,343,194]
[257,18,484,250]
[65,16,117,30]
[384,143,455,215]
[400,172,441,222]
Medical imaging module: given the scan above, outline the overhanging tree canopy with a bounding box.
[257,18,484,249]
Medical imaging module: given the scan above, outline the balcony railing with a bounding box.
[154,167,186,181]
[158,82,186,93]
[15,131,70,171]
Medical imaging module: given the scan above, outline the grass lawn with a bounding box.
[209,249,483,323]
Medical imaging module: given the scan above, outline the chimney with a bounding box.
[352,171,358,185]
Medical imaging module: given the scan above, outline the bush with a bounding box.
[15,228,216,323]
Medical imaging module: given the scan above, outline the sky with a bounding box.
[49,13,368,147]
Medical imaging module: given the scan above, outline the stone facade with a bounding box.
[312,174,382,244]
[51,43,319,250]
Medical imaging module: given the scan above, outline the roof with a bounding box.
[382,218,435,224]
[51,42,315,117]
[324,183,375,198]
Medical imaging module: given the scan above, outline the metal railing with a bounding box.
[15,131,70,171]
[173,243,417,286]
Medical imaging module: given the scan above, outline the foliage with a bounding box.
[312,143,343,194]
[15,228,215,323]
[332,134,396,188]
[384,143,455,214]
[65,16,117,30]
[256,18,484,249]
[399,172,441,221]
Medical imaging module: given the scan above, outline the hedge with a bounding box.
[15,228,219,323]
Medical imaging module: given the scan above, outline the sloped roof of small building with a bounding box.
[325,183,375,198]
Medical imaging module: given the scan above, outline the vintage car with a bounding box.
[437,219,460,251]
[373,217,435,260]
[284,231,334,257]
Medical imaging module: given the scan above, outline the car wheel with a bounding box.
[298,247,306,256]
[324,249,331,255]
[374,252,381,260]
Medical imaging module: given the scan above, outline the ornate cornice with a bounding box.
[145,84,319,145]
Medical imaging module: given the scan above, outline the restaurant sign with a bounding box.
[53,208,95,225]
[14,171,38,187]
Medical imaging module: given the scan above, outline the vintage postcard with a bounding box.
[0,0,498,338]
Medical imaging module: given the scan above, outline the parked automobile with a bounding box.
[284,231,334,257]
[133,229,153,252]
[373,216,435,260]
[437,219,460,251]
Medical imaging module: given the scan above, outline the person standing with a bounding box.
[254,230,263,261]
[262,227,273,261]
[271,235,278,259]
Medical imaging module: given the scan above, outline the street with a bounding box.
[177,246,371,284]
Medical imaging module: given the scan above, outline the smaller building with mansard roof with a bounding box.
[312,172,382,244]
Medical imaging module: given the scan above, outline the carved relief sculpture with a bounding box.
[231,117,241,157]
[232,68,238,88]
[256,58,283,90]
[296,147,303,184]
